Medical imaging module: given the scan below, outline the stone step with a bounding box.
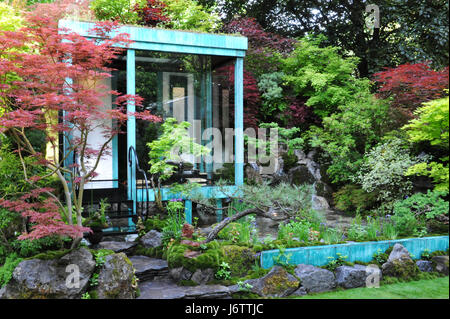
[137,280,231,299]
[129,256,169,282]
[92,241,137,254]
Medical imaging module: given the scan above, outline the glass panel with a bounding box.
[135,51,235,186]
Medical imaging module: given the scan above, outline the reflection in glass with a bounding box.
[135,51,235,186]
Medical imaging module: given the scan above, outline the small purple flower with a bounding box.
[238,199,243,203]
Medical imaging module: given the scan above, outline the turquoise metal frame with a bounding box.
[260,236,450,269]
[58,20,248,224]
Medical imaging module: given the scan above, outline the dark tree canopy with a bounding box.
[201,0,449,77]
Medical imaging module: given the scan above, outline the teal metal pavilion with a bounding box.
[58,20,248,227]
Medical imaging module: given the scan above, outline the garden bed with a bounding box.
[261,235,449,269]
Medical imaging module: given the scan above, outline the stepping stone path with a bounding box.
[129,256,169,282]
[94,241,137,254]
[137,280,231,299]
[92,239,233,299]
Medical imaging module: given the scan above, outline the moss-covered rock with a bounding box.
[381,256,419,279]
[221,245,256,277]
[431,255,449,275]
[2,248,95,299]
[166,243,223,273]
[93,253,136,299]
[250,266,300,297]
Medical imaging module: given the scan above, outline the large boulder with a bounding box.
[416,260,433,273]
[2,248,95,299]
[311,195,330,211]
[294,264,336,293]
[335,265,369,289]
[93,253,136,299]
[289,165,316,185]
[382,244,419,279]
[387,243,411,262]
[246,266,300,297]
[140,230,163,248]
[432,256,449,275]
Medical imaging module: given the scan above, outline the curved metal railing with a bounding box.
[128,145,150,221]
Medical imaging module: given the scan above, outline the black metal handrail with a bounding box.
[128,145,150,221]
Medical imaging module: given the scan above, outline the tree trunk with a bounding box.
[202,207,286,244]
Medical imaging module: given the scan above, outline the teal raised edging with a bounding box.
[260,236,449,269]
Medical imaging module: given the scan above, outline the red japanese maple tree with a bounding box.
[373,63,449,119]
[0,4,160,244]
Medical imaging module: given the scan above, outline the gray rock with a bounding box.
[382,256,419,279]
[191,268,215,285]
[290,286,308,296]
[129,256,168,281]
[169,267,193,282]
[388,244,411,262]
[294,264,336,293]
[335,265,368,289]
[289,165,316,185]
[0,286,6,299]
[311,195,330,211]
[95,241,137,254]
[314,181,334,201]
[183,285,231,299]
[416,260,433,273]
[432,256,449,275]
[381,244,420,279]
[245,163,263,184]
[140,230,163,248]
[137,280,230,299]
[2,248,95,299]
[249,266,300,297]
[94,253,136,299]
[293,149,307,164]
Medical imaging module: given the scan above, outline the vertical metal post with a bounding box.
[234,57,244,186]
[185,199,192,225]
[127,49,136,228]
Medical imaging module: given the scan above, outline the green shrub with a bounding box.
[403,96,449,192]
[0,253,23,287]
[391,190,448,236]
[144,215,168,232]
[11,236,66,259]
[355,137,421,206]
[346,215,367,241]
[333,184,378,215]
[90,0,140,25]
[372,248,389,266]
[325,253,350,271]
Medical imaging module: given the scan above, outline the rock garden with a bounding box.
[0,0,449,300]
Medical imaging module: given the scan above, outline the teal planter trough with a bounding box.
[260,236,449,269]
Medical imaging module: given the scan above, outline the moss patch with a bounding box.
[27,249,72,261]
[261,267,299,296]
[221,245,255,277]
[166,243,223,273]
